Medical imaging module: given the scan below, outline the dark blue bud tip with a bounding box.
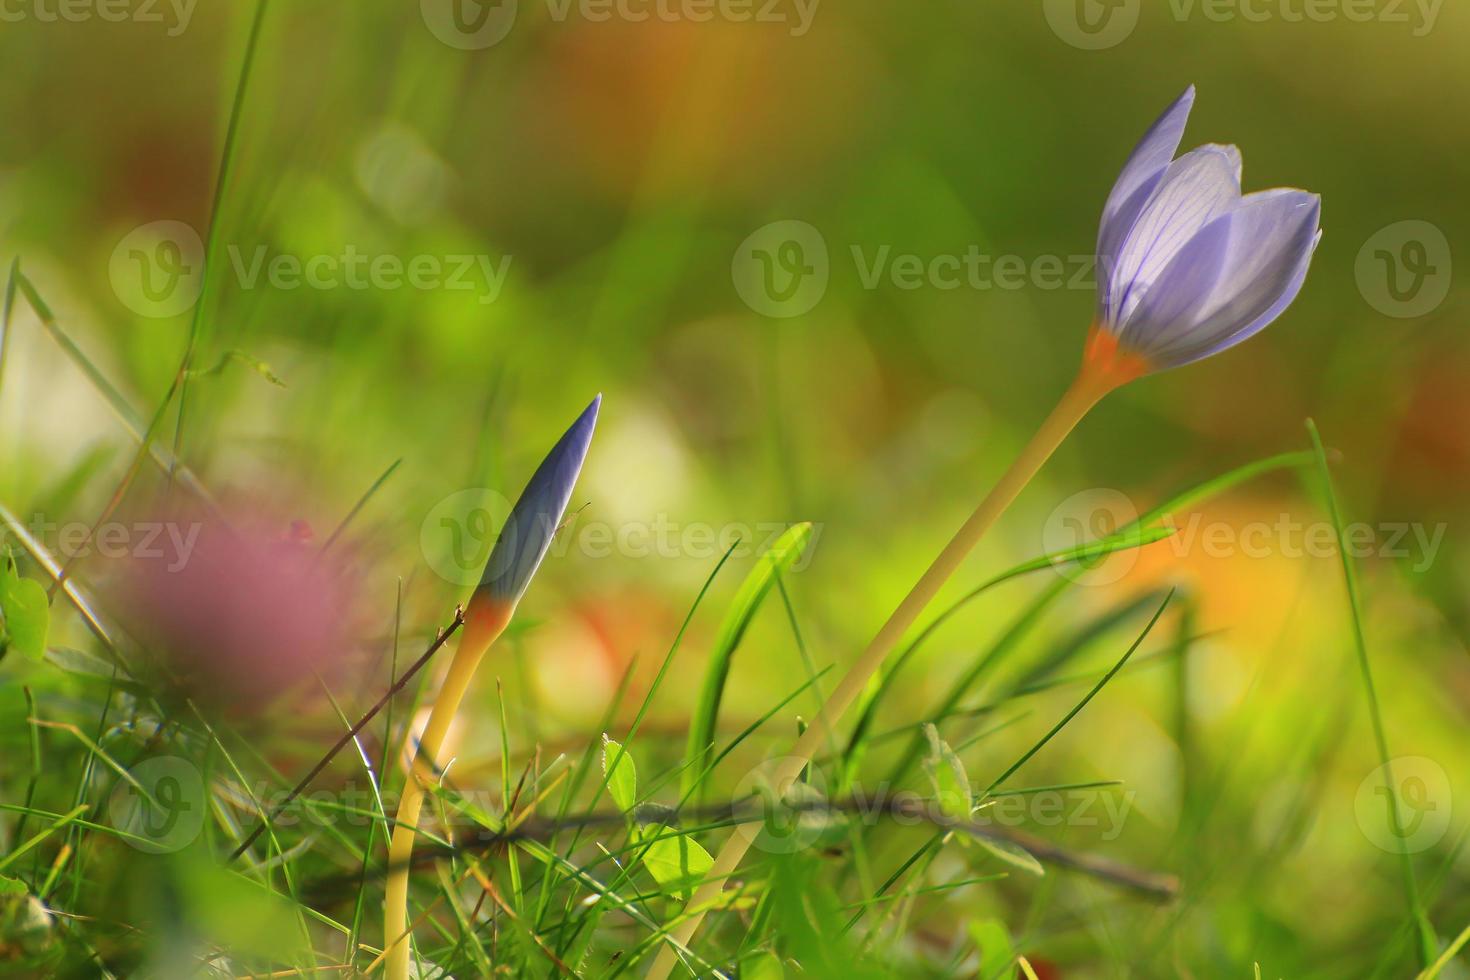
[476,393,602,607]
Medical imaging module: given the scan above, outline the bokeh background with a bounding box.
[1,1,1467,976]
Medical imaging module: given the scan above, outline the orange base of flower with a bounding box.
[1080,322,1153,390]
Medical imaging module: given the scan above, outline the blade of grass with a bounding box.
[229,611,466,861]
[1307,418,1435,967]
[880,577,1070,790]
[536,543,742,942]
[682,522,813,801]
[0,258,17,397]
[1416,922,1470,980]
[322,457,403,554]
[843,448,1315,787]
[14,274,215,508]
[849,590,1175,934]
[169,0,272,476]
[982,589,1173,797]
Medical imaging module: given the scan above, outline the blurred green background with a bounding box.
[1,1,1467,976]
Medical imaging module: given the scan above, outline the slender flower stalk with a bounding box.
[383,396,599,980]
[648,86,1321,978]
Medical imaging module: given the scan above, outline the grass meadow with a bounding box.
[1,3,1468,977]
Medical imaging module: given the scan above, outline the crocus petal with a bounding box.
[1119,190,1321,368]
[477,395,600,606]
[1108,144,1243,329]
[1096,86,1195,317]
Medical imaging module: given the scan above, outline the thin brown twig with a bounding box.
[316,794,1178,904]
[229,609,466,861]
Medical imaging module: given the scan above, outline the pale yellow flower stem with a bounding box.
[384,598,511,980]
[645,364,1123,980]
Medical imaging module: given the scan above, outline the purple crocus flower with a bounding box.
[476,394,600,609]
[1089,85,1322,377]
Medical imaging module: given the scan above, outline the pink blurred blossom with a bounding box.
[114,504,366,709]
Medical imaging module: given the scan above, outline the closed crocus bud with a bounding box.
[477,394,600,609]
[1089,85,1322,378]
[385,394,600,980]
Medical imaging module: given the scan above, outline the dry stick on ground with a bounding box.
[229,609,466,861]
[322,795,1178,905]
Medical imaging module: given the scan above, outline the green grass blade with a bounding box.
[1307,418,1435,967]
[982,589,1173,796]
[681,522,813,800]
[0,258,17,398]
[880,578,1070,790]
[841,448,1314,790]
[170,0,273,470]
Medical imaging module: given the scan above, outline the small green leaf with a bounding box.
[967,918,1016,974]
[602,735,637,812]
[0,874,27,897]
[741,950,785,980]
[974,835,1044,877]
[923,723,973,822]
[637,824,713,899]
[191,348,286,387]
[1,564,50,661]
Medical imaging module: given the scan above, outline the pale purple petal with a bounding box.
[478,395,600,606]
[1099,87,1199,315]
[1096,86,1196,318]
[1119,190,1321,368]
[1108,144,1243,330]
